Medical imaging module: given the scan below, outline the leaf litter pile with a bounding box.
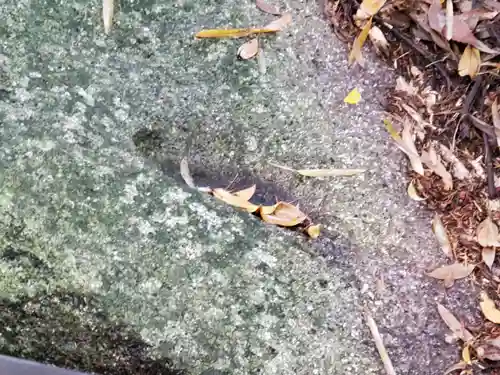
[326,0,500,371]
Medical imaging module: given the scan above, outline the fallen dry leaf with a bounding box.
[476,217,500,247]
[482,248,496,270]
[298,168,365,177]
[238,38,259,60]
[355,0,387,20]
[307,224,321,239]
[264,13,292,31]
[255,0,281,15]
[480,291,500,323]
[364,312,396,375]
[384,119,424,175]
[195,28,276,38]
[458,45,480,78]
[449,16,499,53]
[428,0,446,33]
[407,181,426,201]
[212,188,260,213]
[348,17,373,66]
[368,26,389,53]
[439,144,470,180]
[260,204,278,215]
[233,185,256,201]
[344,88,362,104]
[432,214,453,259]
[103,0,114,34]
[261,202,307,227]
[428,263,475,287]
[180,157,196,189]
[437,303,474,341]
[477,344,500,361]
[421,146,453,190]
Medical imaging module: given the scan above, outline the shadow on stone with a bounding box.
[0,291,187,375]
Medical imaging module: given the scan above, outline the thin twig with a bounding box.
[483,131,496,199]
[365,312,397,375]
[376,19,452,88]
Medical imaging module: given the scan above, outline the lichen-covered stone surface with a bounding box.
[0,0,472,374]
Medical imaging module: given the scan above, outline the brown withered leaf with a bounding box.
[212,188,260,213]
[348,18,373,66]
[477,344,500,361]
[443,362,467,375]
[428,263,475,287]
[261,202,307,227]
[437,303,474,341]
[368,26,389,53]
[233,185,256,201]
[384,119,424,175]
[255,0,281,15]
[432,214,453,259]
[238,38,259,60]
[259,204,278,215]
[476,217,500,247]
[480,291,500,324]
[407,182,426,201]
[458,45,480,78]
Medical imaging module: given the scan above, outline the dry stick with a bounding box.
[375,18,452,89]
[365,312,397,375]
[478,81,496,200]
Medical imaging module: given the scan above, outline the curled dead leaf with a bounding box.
[103,0,114,34]
[476,344,500,361]
[480,291,500,323]
[265,13,292,31]
[407,182,426,201]
[238,38,259,60]
[476,217,500,247]
[432,215,453,259]
[259,204,278,215]
[255,0,281,15]
[212,188,260,213]
[180,158,211,193]
[348,18,372,66]
[307,224,321,239]
[443,362,467,375]
[261,202,307,227]
[437,303,473,341]
[428,263,475,287]
[458,45,480,78]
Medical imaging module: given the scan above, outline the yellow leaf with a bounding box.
[238,38,259,60]
[462,345,471,365]
[427,263,475,287]
[307,224,321,239]
[264,13,292,31]
[407,182,426,201]
[480,291,500,324]
[458,45,480,78]
[297,168,366,177]
[355,0,386,20]
[212,188,260,213]
[195,28,276,39]
[437,304,473,342]
[259,204,278,215]
[261,202,307,227]
[348,18,373,66]
[233,185,256,201]
[344,88,362,104]
[383,119,402,140]
[103,0,114,34]
[432,214,453,259]
[476,217,500,247]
